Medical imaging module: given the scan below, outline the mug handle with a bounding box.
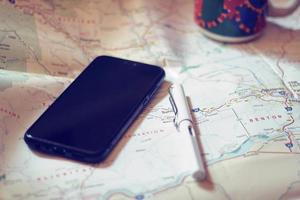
[268,0,300,17]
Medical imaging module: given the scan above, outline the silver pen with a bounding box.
[169,84,206,181]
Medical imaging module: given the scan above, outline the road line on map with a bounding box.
[248,151,300,155]
[281,115,297,152]
[249,43,298,99]
[282,116,295,132]
[232,108,250,138]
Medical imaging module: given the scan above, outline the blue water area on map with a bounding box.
[208,135,270,164]
[135,194,144,200]
[285,107,293,111]
[192,107,201,112]
[0,174,6,182]
[285,143,293,148]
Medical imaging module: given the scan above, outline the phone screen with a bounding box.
[24,56,165,162]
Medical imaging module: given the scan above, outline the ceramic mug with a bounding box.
[195,0,300,43]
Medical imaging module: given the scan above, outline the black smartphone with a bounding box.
[24,56,165,163]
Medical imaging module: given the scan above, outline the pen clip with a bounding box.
[168,86,179,130]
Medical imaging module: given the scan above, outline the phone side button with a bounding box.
[143,95,150,106]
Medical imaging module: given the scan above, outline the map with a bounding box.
[0,0,300,199]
